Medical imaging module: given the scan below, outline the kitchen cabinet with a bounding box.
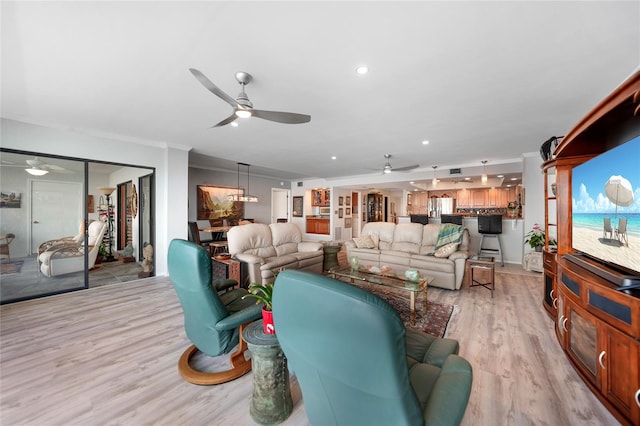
[311,189,331,207]
[456,190,470,207]
[472,189,487,207]
[306,217,330,234]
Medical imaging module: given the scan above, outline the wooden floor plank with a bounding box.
[0,269,620,425]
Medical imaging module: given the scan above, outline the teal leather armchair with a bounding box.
[272,270,472,425]
[168,239,262,385]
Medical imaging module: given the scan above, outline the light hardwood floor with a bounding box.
[0,267,620,425]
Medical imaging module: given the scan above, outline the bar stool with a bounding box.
[477,215,504,266]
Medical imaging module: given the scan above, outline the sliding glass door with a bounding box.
[0,149,155,304]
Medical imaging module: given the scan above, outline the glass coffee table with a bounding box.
[329,265,433,322]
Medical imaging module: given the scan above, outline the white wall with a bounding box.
[522,152,545,255]
[0,118,190,276]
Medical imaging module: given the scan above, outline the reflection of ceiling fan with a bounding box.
[189,68,311,127]
[1,157,71,176]
[381,154,419,174]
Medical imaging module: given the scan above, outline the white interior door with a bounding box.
[31,180,83,254]
[271,189,289,223]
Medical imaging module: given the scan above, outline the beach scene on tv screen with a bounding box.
[572,136,640,273]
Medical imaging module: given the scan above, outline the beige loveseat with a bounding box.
[227,223,324,284]
[344,222,470,290]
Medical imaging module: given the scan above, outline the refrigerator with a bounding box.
[428,197,456,217]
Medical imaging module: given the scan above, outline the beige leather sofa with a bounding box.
[227,223,324,284]
[344,222,470,290]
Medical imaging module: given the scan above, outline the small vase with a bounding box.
[262,308,275,335]
[350,256,359,271]
[535,245,542,252]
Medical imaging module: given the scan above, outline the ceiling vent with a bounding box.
[297,181,303,187]
[449,168,462,175]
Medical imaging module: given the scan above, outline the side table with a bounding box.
[322,243,342,272]
[523,251,544,273]
[466,255,495,298]
[243,320,292,425]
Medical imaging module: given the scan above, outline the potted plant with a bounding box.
[243,281,276,334]
[96,242,109,264]
[524,223,546,252]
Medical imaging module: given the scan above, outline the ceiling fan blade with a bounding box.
[213,112,239,127]
[189,68,239,109]
[393,164,420,172]
[251,109,311,124]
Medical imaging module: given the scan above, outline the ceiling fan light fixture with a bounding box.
[25,167,48,176]
[235,109,252,118]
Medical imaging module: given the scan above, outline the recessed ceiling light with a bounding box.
[422,140,429,145]
[355,65,368,75]
[510,177,518,181]
[464,177,471,181]
[497,174,504,178]
[231,122,238,127]
[409,181,415,184]
[331,156,337,160]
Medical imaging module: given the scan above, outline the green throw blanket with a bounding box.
[435,224,464,249]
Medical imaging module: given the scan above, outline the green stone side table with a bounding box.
[322,242,342,271]
[243,320,293,425]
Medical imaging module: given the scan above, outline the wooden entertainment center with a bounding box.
[542,69,640,425]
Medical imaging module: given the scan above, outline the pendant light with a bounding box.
[228,162,259,203]
[432,165,438,188]
[481,160,488,185]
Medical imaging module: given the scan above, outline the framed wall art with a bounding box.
[346,195,351,205]
[339,196,344,206]
[338,208,343,218]
[197,185,244,220]
[0,192,21,208]
[292,196,304,217]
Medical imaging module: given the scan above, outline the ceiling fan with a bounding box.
[381,154,419,174]
[1,157,71,176]
[189,68,311,127]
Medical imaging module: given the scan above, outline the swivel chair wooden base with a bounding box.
[178,323,252,385]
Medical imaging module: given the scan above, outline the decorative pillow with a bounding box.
[434,242,459,258]
[435,224,464,250]
[353,235,376,249]
[369,233,380,249]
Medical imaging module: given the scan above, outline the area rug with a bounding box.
[0,260,24,275]
[351,282,456,338]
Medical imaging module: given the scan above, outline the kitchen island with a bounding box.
[430,216,524,265]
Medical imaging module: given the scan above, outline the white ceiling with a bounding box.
[2,1,639,187]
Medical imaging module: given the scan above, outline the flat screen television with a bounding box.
[570,135,640,288]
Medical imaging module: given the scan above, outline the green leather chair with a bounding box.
[168,239,262,385]
[272,270,473,425]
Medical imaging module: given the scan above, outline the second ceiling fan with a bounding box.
[381,154,419,174]
[189,68,311,127]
